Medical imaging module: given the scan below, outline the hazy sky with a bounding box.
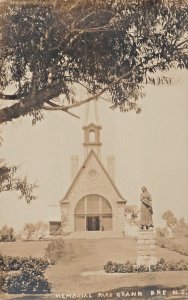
[0,69,188,231]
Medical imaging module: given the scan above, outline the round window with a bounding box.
[88,169,98,179]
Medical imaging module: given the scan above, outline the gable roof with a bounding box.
[60,150,127,204]
[82,122,102,129]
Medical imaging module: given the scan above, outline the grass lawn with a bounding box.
[46,238,188,294]
[0,238,188,296]
[173,237,188,248]
[0,240,50,258]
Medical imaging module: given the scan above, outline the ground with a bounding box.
[0,238,188,298]
[45,238,188,294]
[0,240,49,258]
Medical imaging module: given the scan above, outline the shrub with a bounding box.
[0,253,5,271]
[3,265,51,294]
[2,256,49,272]
[0,271,6,293]
[0,225,16,242]
[45,238,64,264]
[104,258,188,273]
[0,254,51,294]
[104,261,135,273]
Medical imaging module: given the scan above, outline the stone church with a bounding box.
[49,108,127,236]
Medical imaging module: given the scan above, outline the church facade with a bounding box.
[49,121,127,236]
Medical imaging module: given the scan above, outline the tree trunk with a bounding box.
[0,82,63,124]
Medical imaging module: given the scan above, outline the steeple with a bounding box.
[83,101,102,158]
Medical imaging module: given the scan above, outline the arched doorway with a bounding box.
[74,195,112,231]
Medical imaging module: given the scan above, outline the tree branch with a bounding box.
[72,25,114,33]
[62,66,136,110]
[0,92,21,101]
[42,66,137,114]
[0,81,64,124]
[44,99,60,107]
[175,39,188,49]
[42,104,80,118]
[68,0,83,12]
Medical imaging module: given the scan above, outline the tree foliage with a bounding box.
[0,161,37,203]
[124,204,139,224]
[0,0,187,123]
[0,225,16,242]
[162,209,178,229]
[21,221,48,240]
[162,209,188,237]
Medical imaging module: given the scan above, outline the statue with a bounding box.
[140,186,153,230]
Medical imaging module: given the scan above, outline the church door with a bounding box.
[74,195,112,231]
[87,216,100,231]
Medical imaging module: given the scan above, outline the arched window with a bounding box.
[74,195,112,231]
[89,130,95,143]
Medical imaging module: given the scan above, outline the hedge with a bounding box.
[104,258,188,273]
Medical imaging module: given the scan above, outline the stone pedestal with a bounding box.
[137,230,157,266]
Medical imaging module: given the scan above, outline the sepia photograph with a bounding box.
[0,0,188,299]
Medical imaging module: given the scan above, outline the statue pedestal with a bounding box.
[136,230,157,266]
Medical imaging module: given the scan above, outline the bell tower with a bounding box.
[83,123,102,158]
[83,101,102,158]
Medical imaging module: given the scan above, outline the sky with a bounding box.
[0,69,188,232]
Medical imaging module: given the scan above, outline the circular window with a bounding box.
[88,169,98,179]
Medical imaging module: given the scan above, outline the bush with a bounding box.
[104,261,135,273]
[104,258,188,273]
[0,271,6,293]
[0,253,5,271]
[0,254,51,294]
[3,265,51,294]
[2,256,49,272]
[0,225,16,242]
[45,238,64,264]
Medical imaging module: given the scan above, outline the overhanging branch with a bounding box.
[42,104,80,118]
[60,66,136,111]
[0,92,21,101]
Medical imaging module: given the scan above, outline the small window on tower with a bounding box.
[89,130,95,143]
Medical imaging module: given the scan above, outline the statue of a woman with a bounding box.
[140,186,153,230]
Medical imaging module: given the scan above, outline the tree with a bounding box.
[173,217,188,237]
[162,209,178,230]
[34,221,49,239]
[21,221,48,240]
[0,0,187,124]
[0,225,16,242]
[162,210,188,237]
[0,160,37,203]
[124,204,139,224]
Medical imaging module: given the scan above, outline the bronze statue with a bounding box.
[140,186,153,230]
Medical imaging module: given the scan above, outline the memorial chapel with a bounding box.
[49,105,127,236]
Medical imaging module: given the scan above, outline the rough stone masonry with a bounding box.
[137,230,157,266]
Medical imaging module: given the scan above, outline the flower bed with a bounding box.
[104,258,188,273]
